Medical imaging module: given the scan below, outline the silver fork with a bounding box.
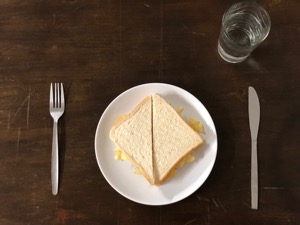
[49,83,65,195]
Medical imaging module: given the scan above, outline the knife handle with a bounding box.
[251,139,258,209]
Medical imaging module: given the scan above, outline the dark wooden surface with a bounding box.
[0,0,299,224]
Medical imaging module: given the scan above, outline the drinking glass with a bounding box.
[218,2,271,63]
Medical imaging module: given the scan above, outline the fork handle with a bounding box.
[51,121,59,195]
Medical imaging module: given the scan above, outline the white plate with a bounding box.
[95,83,217,205]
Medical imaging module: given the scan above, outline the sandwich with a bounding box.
[110,94,204,185]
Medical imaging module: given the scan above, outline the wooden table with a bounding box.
[0,1,299,224]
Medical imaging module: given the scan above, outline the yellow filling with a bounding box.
[177,107,205,133]
[176,107,184,115]
[177,153,195,168]
[188,118,205,133]
[114,148,127,160]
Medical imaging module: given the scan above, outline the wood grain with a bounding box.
[0,0,299,224]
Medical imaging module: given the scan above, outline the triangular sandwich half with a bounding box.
[152,94,204,185]
[110,96,155,184]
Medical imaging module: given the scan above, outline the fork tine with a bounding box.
[50,83,53,108]
[58,83,60,108]
[57,83,61,108]
[60,83,65,109]
[55,83,57,108]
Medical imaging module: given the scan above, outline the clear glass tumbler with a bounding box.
[218,2,271,63]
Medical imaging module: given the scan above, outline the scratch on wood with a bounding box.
[263,187,286,190]
[206,205,210,225]
[219,201,227,213]
[144,4,151,8]
[182,23,206,36]
[185,219,196,225]
[16,127,21,161]
[7,111,10,130]
[216,198,227,213]
[196,195,210,202]
[192,31,206,36]
[52,14,56,25]
[10,87,31,128]
[212,197,219,208]
[72,2,85,12]
[243,202,251,208]
[10,97,29,125]
[182,23,189,30]
[27,87,31,129]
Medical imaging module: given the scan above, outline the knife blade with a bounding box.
[248,86,260,210]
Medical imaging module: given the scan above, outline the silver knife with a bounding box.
[248,86,260,210]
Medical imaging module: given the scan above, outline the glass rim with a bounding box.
[222,1,271,26]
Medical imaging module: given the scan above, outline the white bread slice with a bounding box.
[152,94,204,185]
[110,96,155,184]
